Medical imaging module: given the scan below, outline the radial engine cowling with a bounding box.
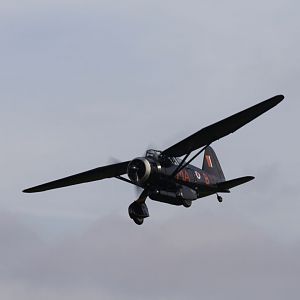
[127,158,151,185]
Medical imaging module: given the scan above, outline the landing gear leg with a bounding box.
[217,194,223,203]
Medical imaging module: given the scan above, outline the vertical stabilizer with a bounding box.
[202,146,225,181]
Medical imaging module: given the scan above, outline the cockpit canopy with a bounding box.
[145,149,181,166]
[145,149,161,159]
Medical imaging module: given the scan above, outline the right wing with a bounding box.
[162,95,284,157]
[23,161,130,193]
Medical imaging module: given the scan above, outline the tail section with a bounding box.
[202,146,225,181]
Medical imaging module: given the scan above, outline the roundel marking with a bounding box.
[195,171,201,180]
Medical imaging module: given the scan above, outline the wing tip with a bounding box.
[23,188,36,193]
[272,94,284,104]
[23,186,45,193]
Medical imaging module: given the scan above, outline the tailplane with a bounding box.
[202,146,225,181]
[216,176,255,192]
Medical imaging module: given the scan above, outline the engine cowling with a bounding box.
[127,158,152,185]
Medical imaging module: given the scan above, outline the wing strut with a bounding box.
[171,151,191,177]
[115,175,138,187]
[171,144,210,177]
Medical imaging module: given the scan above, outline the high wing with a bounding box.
[162,95,284,157]
[23,161,130,193]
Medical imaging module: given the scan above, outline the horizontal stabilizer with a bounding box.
[23,161,130,193]
[216,176,255,191]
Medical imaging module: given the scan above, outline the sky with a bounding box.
[1,0,299,299]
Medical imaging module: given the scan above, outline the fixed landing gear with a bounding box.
[128,201,149,225]
[217,194,223,203]
[182,199,192,208]
[133,217,144,225]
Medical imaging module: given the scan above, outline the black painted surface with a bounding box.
[23,95,283,222]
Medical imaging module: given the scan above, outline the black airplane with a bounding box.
[23,95,284,225]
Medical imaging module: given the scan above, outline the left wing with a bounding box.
[162,95,284,157]
[23,161,130,193]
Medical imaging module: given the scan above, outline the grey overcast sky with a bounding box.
[1,0,299,299]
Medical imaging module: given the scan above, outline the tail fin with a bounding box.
[202,146,225,181]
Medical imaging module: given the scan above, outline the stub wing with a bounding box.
[162,95,284,157]
[23,161,130,193]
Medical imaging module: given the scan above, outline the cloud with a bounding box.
[1,0,299,299]
[0,212,298,300]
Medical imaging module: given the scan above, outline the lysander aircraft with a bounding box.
[23,95,284,225]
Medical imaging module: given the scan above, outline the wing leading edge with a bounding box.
[162,95,284,157]
[23,161,130,193]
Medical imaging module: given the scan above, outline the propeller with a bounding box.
[134,144,157,201]
[109,155,146,199]
[111,143,158,200]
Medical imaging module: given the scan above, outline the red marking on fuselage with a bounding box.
[195,171,201,180]
[203,173,210,185]
[205,155,213,168]
[176,169,190,182]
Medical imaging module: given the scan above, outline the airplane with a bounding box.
[23,95,284,225]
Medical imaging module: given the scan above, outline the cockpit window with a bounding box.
[162,156,172,165]
[146,149,181,166]
[145,149,161,159]
[173,157,181,165]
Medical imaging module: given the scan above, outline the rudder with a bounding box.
[202,146,225,181]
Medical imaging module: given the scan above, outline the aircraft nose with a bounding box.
[127,158,151,185]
